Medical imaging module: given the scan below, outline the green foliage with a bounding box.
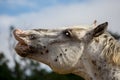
[45,72,84,80]
[0,53,15,80]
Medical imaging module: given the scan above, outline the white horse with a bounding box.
[13,21,120,80]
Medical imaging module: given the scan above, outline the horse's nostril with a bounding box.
[45,50,49,53]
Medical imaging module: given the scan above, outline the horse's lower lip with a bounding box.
[15,42,30,57]
[15,42,39,57]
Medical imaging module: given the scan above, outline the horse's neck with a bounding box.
[73,42,104,80]
[74,60,120,80]
[73,34,120,80]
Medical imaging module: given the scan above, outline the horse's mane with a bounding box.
[101,33,120,65]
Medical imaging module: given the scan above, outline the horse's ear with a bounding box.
[92,22,108,37]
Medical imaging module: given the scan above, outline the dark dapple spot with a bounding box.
[91,60,96,66]
[28,45,38,53]
[112,77,115,80]
[38,40,41,42]
[43,46,46,49]
[113,69,117,72]
[60,53,62,56]
[54,59,58,62]
[98,66,101,70]
[65,49,67,51]
[41,52,43,55]
[90,77,93,80]
[45,50,49,53]
[94,73,97,76]
[103,35,108,38]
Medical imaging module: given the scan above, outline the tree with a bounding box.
[0,52,15,80]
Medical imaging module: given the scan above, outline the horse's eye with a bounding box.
[29,34,36,40]
[63,30,72,37]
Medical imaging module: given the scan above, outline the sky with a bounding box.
[0,0,120,70]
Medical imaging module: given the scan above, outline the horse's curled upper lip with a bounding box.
[13,29,27,45]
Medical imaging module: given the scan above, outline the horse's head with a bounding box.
[13,22,108,74]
